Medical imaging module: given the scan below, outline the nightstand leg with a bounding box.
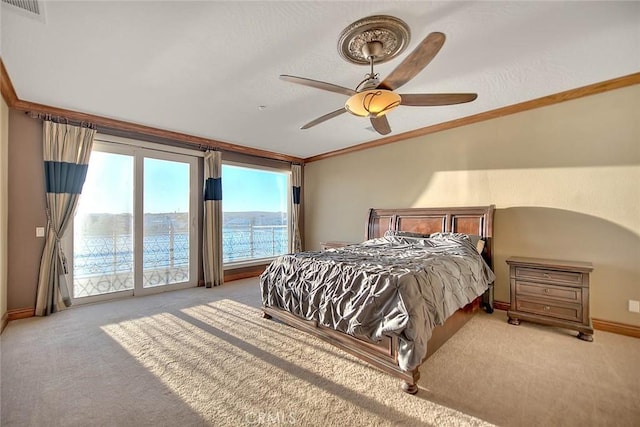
[577,332,593,342]
[507,317,520,326]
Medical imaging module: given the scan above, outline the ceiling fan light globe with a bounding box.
[345,90,401,118]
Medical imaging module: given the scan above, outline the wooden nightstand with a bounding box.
[506,257,594,341]
[320,241,353,250]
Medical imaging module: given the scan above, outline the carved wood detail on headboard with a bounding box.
[366,206,495,268]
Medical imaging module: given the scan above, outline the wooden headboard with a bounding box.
[366,205,495,268]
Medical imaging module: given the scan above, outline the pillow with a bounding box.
[384,230,430,238]
[429,232,485,254]
[466,234,485,254]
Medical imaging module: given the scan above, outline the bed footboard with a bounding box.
[262,296,480,394]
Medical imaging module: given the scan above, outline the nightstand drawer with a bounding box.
[516,298,582,323]
[515,281,582,303]
[514,266,582,285]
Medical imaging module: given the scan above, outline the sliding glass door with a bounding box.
[72,142,198,303]
[142,156,193,288]
[73,150,135,298]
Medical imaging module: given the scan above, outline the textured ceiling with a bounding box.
[1,1,639,158]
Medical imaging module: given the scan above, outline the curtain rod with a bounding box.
[26,111,299,165]
[26,111,96,129]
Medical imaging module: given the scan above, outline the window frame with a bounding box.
[221,160,292,268]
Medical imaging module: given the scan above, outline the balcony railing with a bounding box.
[222,224,288,263]
[73,224,288,298]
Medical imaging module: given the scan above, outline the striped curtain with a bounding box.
[35,120,96,316]
[203,150,223,287]
[291,164,302,253]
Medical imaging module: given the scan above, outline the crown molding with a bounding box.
[0,58,19,107]
[305,72,640,163]
[16,99,304,163]
[3,53,638,165]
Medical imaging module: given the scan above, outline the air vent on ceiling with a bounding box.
[2,0,43,17]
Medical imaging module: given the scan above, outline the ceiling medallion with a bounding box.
[338,15,411,65]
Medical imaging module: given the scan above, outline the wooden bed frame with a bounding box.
[262,205,495,394]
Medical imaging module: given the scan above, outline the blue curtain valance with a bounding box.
[292,186,301,205]
[44,161,89,194]
[204,177,222,201]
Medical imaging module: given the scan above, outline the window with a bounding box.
[222,163,290,264]
[71,138,198,303]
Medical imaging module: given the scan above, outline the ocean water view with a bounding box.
[74,227,288,275]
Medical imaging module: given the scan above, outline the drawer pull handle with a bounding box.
[544,306,551,311]
[543,273,551,279]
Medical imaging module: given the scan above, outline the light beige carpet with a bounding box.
[1,278,639,426]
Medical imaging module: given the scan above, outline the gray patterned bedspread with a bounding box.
[260,233,495,371]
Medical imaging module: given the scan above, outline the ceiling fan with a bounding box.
[280,16,477,136]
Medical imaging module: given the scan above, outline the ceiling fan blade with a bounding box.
[300,108,347,130]
[400,93,478,106]
[370,115,391,135]
[377,32,446,91]
[280,75,356,97]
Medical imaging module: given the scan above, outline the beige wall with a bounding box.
[304,85,640,326]
[0,97,9,325]
[7,110,47,310]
